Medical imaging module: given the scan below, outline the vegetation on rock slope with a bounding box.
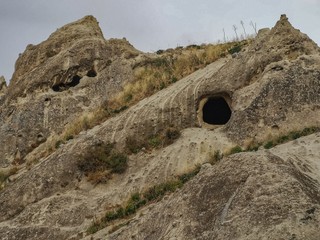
[86,127,320,235]
[60,41,250,142]
[75,127,181,184]
[113,40,249,107]
[77,142,128,184]
[87,166,201,235]
[32,39,250,162]
[225,126,320,156]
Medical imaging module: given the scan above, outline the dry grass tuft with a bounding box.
[112,40,250,108]
[125,127,181,154]
[77,142,128,184]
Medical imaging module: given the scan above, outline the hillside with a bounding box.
[0,14,320,240]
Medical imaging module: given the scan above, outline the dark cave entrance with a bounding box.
[68,75,81,87]
[87,69,97,77]
[52,75,81,92]
[202,96,231,125]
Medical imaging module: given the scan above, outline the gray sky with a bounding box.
[1,0,319,82]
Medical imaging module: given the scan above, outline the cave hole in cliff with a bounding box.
[201,96,231,125]
[52,75,81,92]
[87,69,97,77]
[68,75,81,87]
[52,84,62,92]
[44,97,51,106]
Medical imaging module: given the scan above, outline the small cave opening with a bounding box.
[52,75,81,92]
[201,96,231,125]
[44,97,51,106]
[52,84,62,92]
[68,75,81,87]
[87,69,97,77]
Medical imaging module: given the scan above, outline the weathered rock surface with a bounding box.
[100,132,320,240]
[0,76,6,93]
[0,16,141,166]
[0,14,320,240]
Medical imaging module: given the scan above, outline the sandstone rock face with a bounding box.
[0,15,320,240]
[104,133,320,240]
[0,16,140,166]
[0,76,6,101]
[0,76,6,92]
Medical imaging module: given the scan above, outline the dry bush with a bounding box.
[77,142,128,184]
[62,108,110,141]
[87,170,111,184]
[125,127,181,154]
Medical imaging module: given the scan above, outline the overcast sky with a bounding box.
[1,0,319,82]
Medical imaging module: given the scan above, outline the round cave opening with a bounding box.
[202,96,231,125]
[87,69,97,77]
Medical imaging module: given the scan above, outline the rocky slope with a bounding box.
[0,14,320,240]
[102,132,320,240]
[0,16,140,166]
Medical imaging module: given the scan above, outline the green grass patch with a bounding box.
[87,166,200,234]
[263,141,274,149]
[143,180,183,202]
[224,127,320,157]
[228,44,242,54]
[265,127,320,149]
[229,145,243,155]
[178,165,201,183]
[148,135,162,148]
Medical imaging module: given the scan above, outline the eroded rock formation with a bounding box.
[0,14,319,240]
[104,133,320,240]
[0,16,140,166]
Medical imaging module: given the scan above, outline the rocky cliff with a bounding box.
[0,16,140,166]
[0,14,320,240]
[0,76,6,97]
